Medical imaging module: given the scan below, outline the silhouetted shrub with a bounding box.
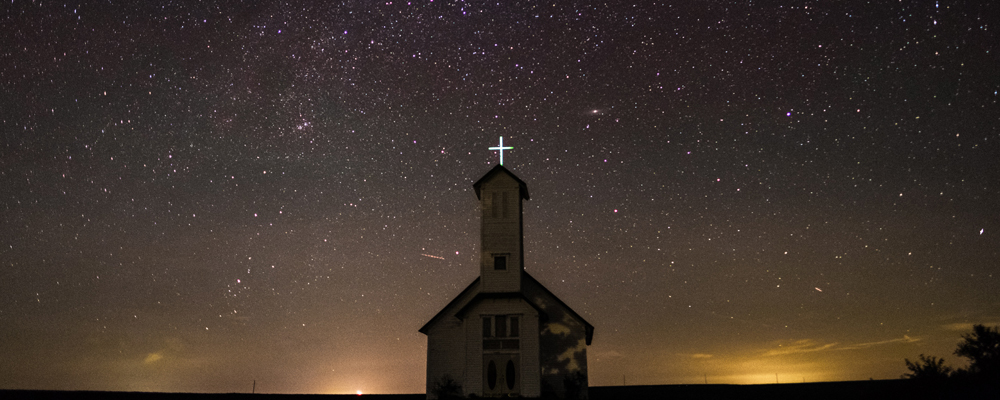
[902,354,951,381]
[432,375,463,400]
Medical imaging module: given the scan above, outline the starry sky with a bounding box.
[2,0,998,395]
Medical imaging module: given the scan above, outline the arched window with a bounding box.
[487,360,497,390]
[505,359,516,390]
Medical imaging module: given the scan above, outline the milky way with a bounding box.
[2,1,998,394]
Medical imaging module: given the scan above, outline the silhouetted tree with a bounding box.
[902,324,1000,384]
[431,375,463,400]
[902,354,952,381]
[954,324,1000,382]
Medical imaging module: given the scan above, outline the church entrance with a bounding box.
[483,353,519,397]
[482,314,520,396]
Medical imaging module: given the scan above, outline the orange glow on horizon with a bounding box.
[688,355,847,385]
[704,371,837,385]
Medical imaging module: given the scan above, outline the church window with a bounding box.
[483,315,521,347]
[487,360,498,390]
[491,192,498,218]
[505,359,517,390]
[493,255,506,270]
[502,192,508,218]
[496,315,507,338]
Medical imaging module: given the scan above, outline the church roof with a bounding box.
[522,272,595,345]
[418,272,594,345]
[453,291,549,321]
[473,164,530,200]
[418,277,481,335]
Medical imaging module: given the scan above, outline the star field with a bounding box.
[2,0,998,394]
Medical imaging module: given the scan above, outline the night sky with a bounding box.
[2,0,998,395]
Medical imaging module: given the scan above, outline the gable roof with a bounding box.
[418,277,480,334]
[418,272,594,345]
[454,291,549,321]
[523,272,595,345]
[473,164,530,200]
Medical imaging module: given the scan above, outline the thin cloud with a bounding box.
[764,339,838,356]
[942,322,1000,332]
[143,352,163,364]
[763,335,919,356]
[838,335,919,350]
[594,350,624,359]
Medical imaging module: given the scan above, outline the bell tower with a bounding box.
[473,165,529,293]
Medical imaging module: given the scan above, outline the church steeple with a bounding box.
[421,160,593,399]
[473,164,529,293]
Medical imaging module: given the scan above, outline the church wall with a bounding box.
[539,315,588,400]
[425,316,467,400]
[463,306,482,397]
[424,281,481,399]
[523,281,590,400]
[521,308,541,397]
[461,298,541,398]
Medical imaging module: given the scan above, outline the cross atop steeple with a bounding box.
[488,136,513,165]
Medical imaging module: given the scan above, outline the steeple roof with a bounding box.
[473,164,530,200]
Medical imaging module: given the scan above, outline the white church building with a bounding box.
[420,164,594,399]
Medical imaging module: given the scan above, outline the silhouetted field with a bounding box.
[589,380,997,400]
[0,392,423,400]
[3,380,996,400]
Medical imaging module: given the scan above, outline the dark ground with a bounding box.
[590,379,997,399]
[2,380,997,399]
[0,392,423,400]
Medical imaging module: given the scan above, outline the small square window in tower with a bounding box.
[493,255,506,270]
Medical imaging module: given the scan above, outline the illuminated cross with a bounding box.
[488,136,514,165]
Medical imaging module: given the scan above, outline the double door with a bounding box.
[483,353,519,397]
